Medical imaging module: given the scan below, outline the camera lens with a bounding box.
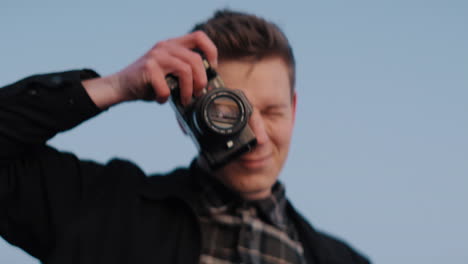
[197,89,248,136]
[207,96,240,129]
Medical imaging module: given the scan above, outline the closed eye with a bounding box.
[261,104,289,117]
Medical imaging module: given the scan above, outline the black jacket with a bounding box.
[0,70,371,264]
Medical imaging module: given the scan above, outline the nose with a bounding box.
[248,109,269,146]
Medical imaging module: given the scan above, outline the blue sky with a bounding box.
[1,1,467,263]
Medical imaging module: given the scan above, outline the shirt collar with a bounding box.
[191,161,289,231]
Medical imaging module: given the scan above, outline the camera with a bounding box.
[167,57,257,169]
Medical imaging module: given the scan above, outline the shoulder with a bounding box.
[313,230,371,264]
[99,158,189,185]
[287,202,371,264]
[136,163,199,201]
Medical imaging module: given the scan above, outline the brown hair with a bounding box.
[191,9,296,93]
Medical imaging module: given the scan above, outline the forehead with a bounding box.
[216,57,292,107]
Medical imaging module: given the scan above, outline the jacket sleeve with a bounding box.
[0,70,105,260]
[0,69,101,158]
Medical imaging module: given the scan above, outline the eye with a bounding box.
[261,106,287,118]
[265,110,283,117]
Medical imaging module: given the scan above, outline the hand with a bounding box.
[83,31,218,109]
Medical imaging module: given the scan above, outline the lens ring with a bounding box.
[207,96,239,129]
[201,90,247,135]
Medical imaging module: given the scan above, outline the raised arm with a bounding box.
[0,31,217,261]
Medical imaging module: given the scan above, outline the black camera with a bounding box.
[167,57,257,169]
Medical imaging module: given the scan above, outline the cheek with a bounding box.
[267,119,294,150]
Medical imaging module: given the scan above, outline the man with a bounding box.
[0,9,370,264]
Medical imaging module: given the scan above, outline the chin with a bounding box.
[215,163,279,200]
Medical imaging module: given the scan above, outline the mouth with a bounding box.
[238,154,273,169]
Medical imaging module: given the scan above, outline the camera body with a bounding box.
[167,58,257,169]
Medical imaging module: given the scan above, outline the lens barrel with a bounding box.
[195,88,249,136]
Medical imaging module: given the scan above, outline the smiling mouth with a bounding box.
[238,154,272,168]
[240,155,269,162]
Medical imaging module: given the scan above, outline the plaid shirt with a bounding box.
[192,169,307,264]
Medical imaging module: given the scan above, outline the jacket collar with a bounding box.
[138,161,325,264]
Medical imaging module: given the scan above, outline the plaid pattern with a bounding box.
[193,170,307,264]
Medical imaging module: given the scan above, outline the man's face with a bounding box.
[211,57,296,200]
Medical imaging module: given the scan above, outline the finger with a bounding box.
[166,46,207,96]
[172,31,218,67]
[159,56,193,106]
[149,66,171,103]
[140,55,170,102]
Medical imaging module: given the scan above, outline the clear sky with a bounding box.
[1,0,467,263]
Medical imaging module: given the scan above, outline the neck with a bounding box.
[239,189,272,200]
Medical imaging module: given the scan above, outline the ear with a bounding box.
[291,91,297,123]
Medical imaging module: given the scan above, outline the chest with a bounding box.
[197,207,306,264]
[47,197,200,264]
